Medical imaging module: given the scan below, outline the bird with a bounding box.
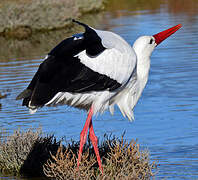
[16,19,182,174]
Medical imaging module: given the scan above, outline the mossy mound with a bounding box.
[44,136,156,179]
[0,129,156,179]
[0,128,60,177]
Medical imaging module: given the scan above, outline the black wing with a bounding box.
[16,20,121,107]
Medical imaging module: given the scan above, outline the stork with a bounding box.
[16,20,182,173]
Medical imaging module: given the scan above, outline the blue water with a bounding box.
[1,1,198,179]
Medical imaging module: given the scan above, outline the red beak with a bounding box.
[153,24,182,46]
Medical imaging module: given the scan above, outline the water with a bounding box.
[1,0,198,179]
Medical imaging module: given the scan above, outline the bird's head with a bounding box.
[133,24,182,58]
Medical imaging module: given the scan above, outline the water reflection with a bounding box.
[0,14,106,61]
[106,0,198,16]
[1,0,198,179]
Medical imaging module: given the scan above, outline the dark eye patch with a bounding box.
[149,39,154,44]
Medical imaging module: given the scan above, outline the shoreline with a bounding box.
[0,0,107,39]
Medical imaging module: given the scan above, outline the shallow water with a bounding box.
[1,0,198,179]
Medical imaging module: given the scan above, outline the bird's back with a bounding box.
[16,20,138,118]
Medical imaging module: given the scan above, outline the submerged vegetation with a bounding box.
[0,129,156,179]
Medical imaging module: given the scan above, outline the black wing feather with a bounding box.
[17,20,121,107]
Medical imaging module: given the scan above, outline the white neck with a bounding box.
[134,49,151,93]
[132,36,154,92]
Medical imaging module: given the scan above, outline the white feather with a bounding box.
[45,90,114,115]
[29,108,37,114]
[109,104,114,115]
[94,29,131,53]
[28,101,38,114]
[75,30,136,86]
[44,33,155,122]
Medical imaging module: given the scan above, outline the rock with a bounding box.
[0,0,106,39]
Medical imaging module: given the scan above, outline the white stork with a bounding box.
[17,20,182,173]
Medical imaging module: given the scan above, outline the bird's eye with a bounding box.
[149,39,154,44]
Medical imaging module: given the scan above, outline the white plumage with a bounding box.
[17,20,182,173]
[44,29,137,119]
[43,24,182,121]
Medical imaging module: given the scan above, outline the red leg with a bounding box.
[77,106,93,168]
[89,120,103,174]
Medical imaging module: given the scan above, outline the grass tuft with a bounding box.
[0,128,60,176]
[44,135,156,179]
[0,129,156,179]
